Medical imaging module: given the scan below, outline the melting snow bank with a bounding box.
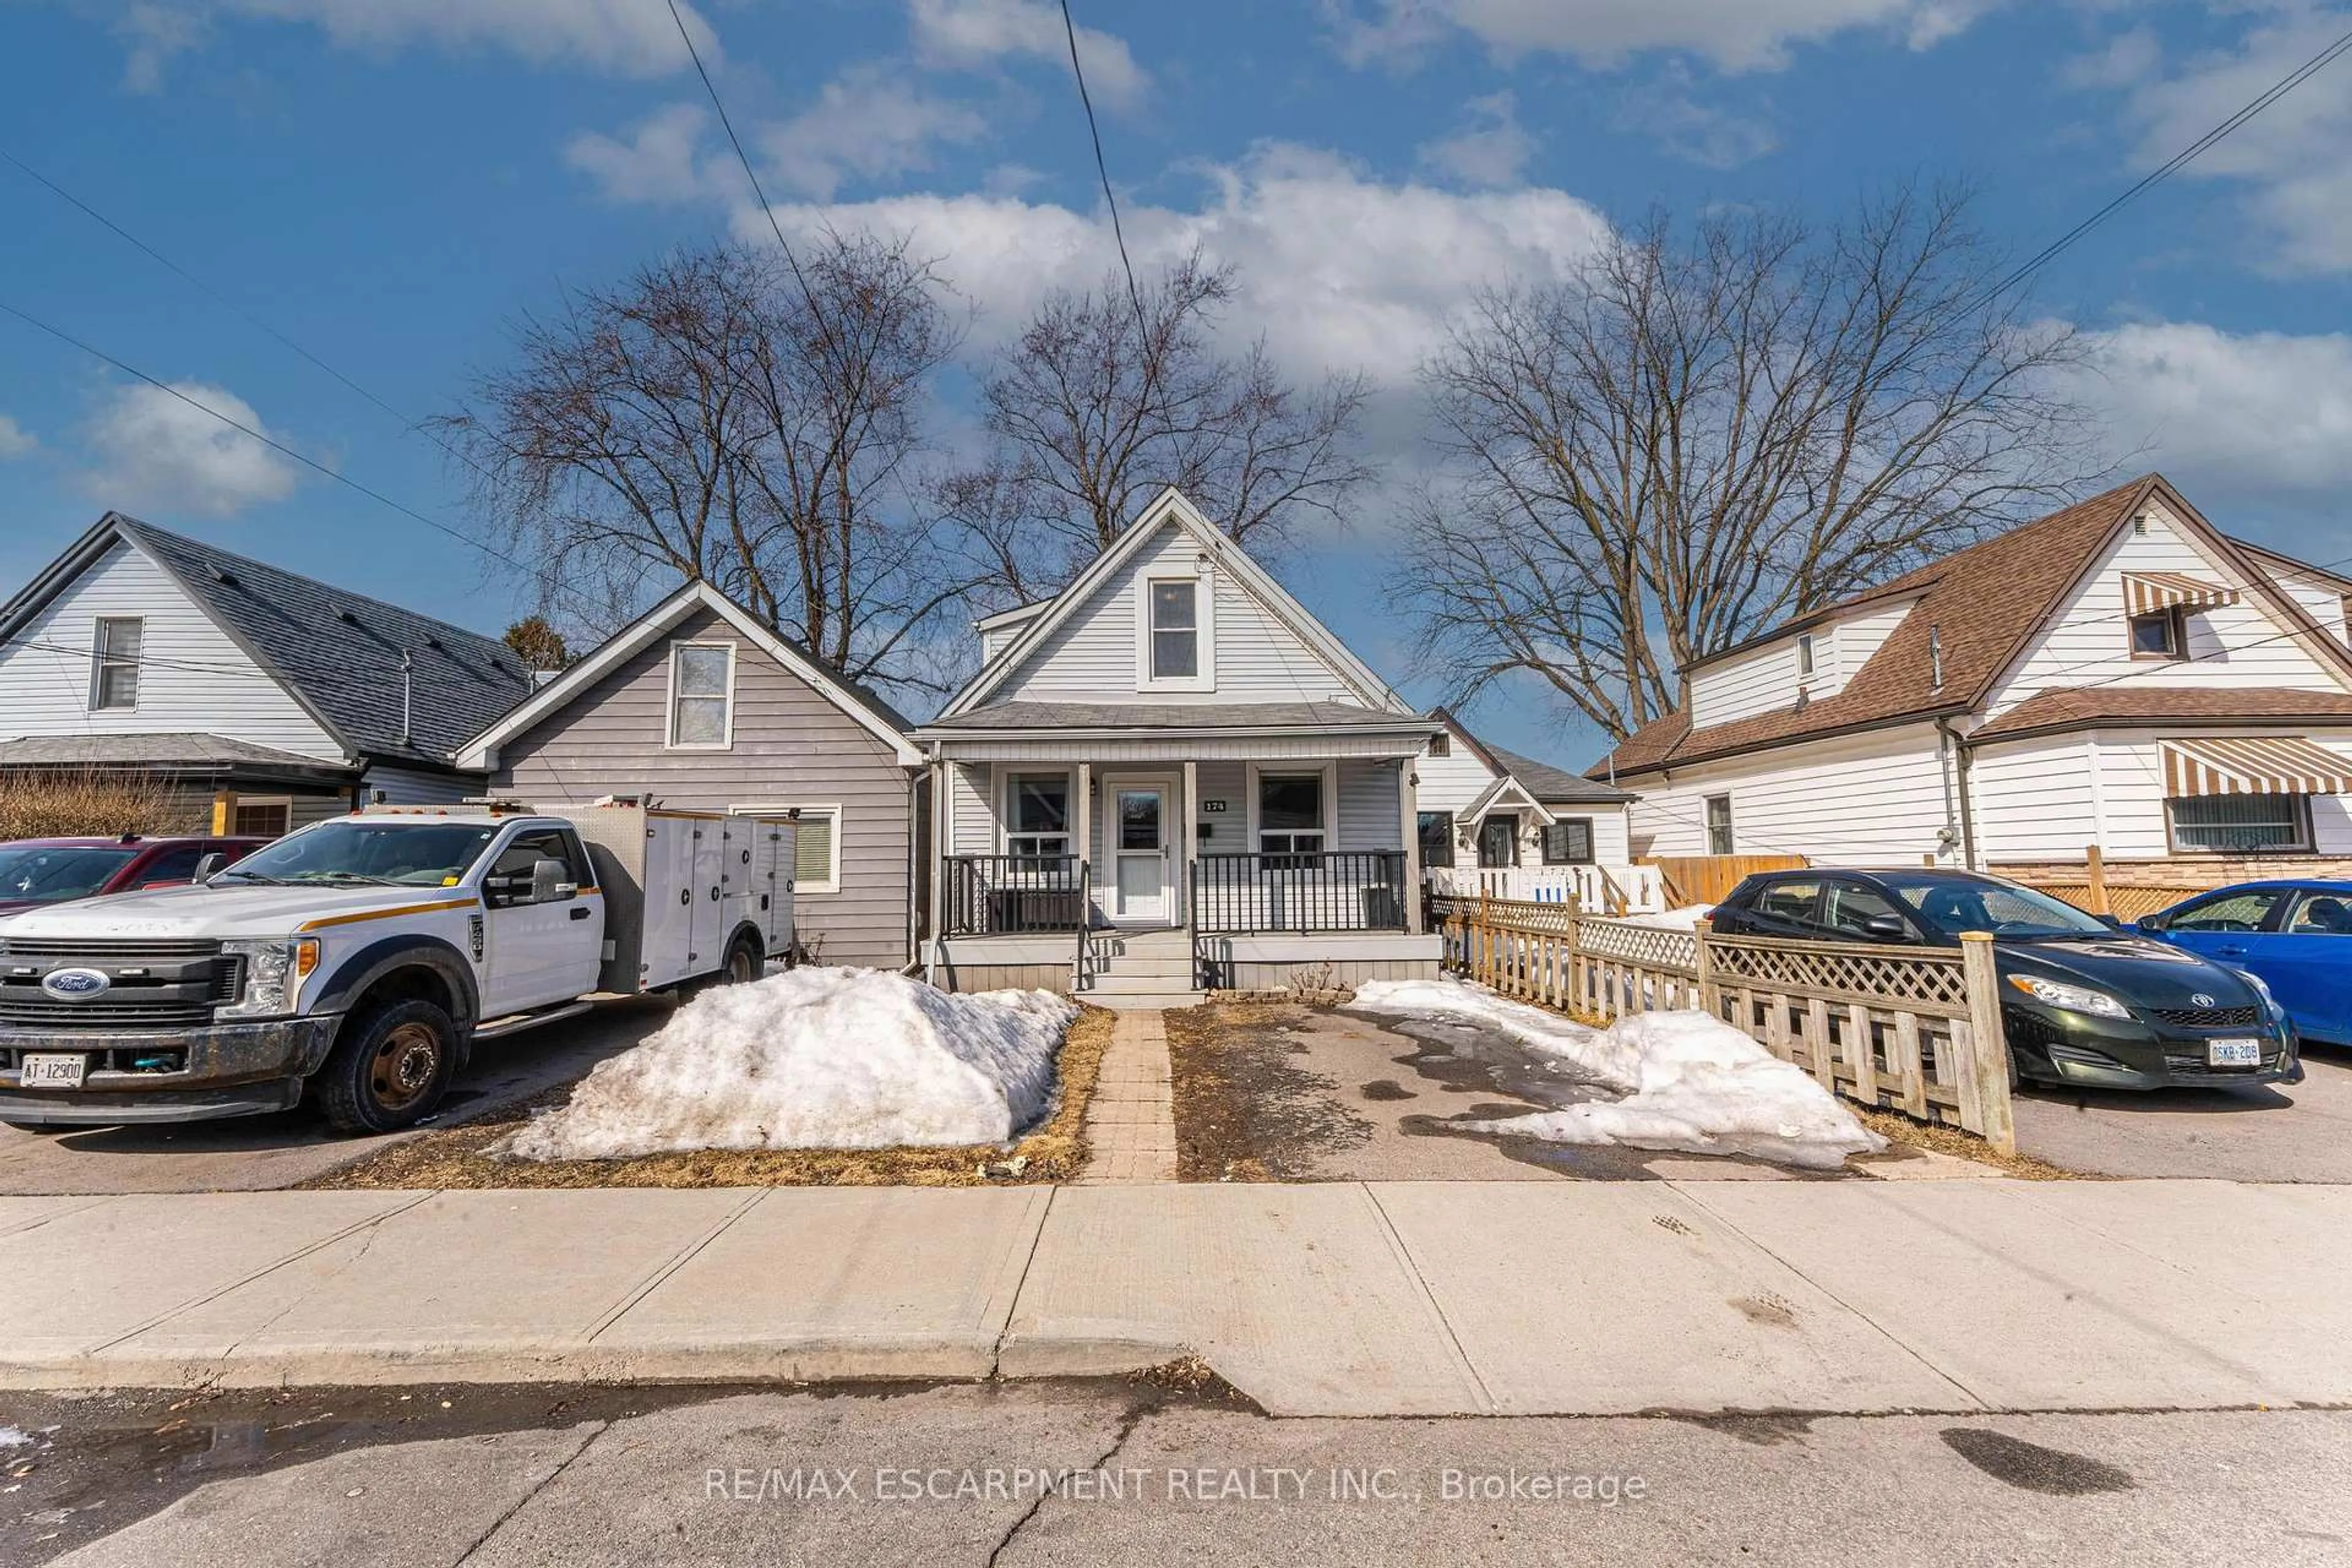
[1346,979,1883,1170]
[502,968,1076,1160]
[1621,905,1713,929]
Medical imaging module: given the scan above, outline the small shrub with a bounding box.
[0,771,206,841]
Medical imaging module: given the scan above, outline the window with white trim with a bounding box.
[2166,794,2310,854]
[731,805,840,893]
[1705,794,1735,856]
[1795,633,1815,682]
[1257,772,1324,863]
[668,643,734,747]
[90,616,143,710]
[1005,773,1072,861]
[1148,579,1199,680]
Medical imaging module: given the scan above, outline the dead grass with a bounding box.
[0,769,205,840]
[1852,1104,2082,1180]
[304,1005,1116,1190]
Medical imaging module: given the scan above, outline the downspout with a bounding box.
[1936,717,1979,871]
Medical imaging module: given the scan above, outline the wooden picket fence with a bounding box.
[1434,895,2014,1152]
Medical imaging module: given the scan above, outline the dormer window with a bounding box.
[1796,633,1815,682]
[2129,610,2182,660]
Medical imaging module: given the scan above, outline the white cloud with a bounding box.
[1417,91,1537,186]
[0,415,36,461]
[1612,62,1779,166]
[727,143,1612,390]
[762,65,991,202]
[566,103,737,206]
[2078,320,2352,498]
[908,0,1147,106]
[2089,8,2352,274]
[1326,0,1998,74]
[94,0,718,87]
[81,382,300,518]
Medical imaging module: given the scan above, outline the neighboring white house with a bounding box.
[1594,474,2352,883]
[914,488,1446,1004]
[1414,708,1659,910]
[0,513,529,833]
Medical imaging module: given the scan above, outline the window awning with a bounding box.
[2122,571,2238,616]
[2161,736,2352,797]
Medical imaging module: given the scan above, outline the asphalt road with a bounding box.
[0,997,670,1195]
[6,1379,2346,1566]
[2012,1042,2352,1181]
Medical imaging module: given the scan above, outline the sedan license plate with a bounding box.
[18,1053,88,1088]
[2206,1038,2263,1068]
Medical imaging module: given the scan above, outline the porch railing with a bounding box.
[1191,851,1409,934]
[1426,862,1668,914]
[944,854,1087,936]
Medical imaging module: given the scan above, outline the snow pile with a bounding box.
[503,968,1076,1160]
[1347,978,1883,1170]
[1621,905,1713,929]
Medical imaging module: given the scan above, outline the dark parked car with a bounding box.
[2137,880,2352,1047]
[0,835,266,916]
[1709,867,2301,1091]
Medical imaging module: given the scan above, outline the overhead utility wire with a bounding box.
[1058,0,1150,341]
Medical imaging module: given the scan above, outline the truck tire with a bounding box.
[315,998,459,1134]
[722,931,764,986]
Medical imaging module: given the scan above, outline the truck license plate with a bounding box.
[2207,1038,2262,1068]
[18,1054,88,1088]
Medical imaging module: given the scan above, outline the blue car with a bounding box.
[2137,881,2352,1047]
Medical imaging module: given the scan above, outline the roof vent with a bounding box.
[2132,515,2149,537]
[424,635,443,651]
[208,562,236,585]
[335,607,358,624]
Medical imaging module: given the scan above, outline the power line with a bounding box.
[0,146,492,485]
[1058,0,1150,342]
[1984,22,2352,301]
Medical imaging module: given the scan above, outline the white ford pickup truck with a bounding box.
[0,802,793,1132]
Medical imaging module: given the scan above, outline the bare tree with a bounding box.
[952,252,1374,600]
[438,233,968,692]
[1396,182,2105,742]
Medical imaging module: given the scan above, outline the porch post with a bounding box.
[1075,762,1093,922]
[927,759,949,948]
[1400,756,1423,935]
[1180,760,1199,928]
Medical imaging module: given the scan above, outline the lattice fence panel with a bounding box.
[1706,938,1968,1013]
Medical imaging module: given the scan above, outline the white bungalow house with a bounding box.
[914,489,1446,1007]
[1593,474,2352,892]
[1414,708,1660,911]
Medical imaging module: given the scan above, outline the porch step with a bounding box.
[1088,968,1203,993]
[1090,990,1207,1012]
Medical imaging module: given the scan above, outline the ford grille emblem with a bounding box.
[41,968,111,1001]
[2190,992,2216,1008]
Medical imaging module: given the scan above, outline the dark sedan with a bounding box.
[1709,867,2302,1091]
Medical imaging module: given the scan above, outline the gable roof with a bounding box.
[456,579,921,769]
[0,513,530,769]
[1593,474,2352,780]
[937,488,1412,722]
[1430,707,1632,805]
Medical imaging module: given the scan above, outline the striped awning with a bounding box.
[2161,736,2352,797]
[2122,571,2239,616]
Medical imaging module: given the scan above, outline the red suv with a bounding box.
[0,835,267,916]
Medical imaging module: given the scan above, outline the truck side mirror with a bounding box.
[530,859,576,905]
[193,853,226,883]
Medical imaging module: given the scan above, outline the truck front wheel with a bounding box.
[316,998,458,1134]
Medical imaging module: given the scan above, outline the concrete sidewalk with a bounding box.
[1,1180,2342,1417]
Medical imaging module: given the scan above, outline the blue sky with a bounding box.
[3,0,2350,767]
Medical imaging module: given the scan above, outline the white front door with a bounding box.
[1106,780,1174,925]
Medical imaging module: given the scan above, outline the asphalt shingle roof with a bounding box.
[1481,742,1633,804]
[0,733,352,773]
[115,517,532,766]
[1970,686,2352,741]
[923,700,1433,732]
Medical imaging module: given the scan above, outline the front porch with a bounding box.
[1425,862,1670,914]
[924,745,1444,997]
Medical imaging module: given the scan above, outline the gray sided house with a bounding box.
[918,488,1446,1006]
[458,582,924,971]
[0,513,530,832]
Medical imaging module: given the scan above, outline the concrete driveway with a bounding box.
[2011,1044,2352,1182]
[0,997,668,1196]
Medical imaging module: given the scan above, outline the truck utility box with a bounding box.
[551,804,796,993]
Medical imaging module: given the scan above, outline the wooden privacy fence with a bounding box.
[1434,895,2014,1152]
[1636,854,1808,908]
[2001,847,2210,924]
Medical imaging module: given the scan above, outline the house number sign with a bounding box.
[1202,801,1228,812]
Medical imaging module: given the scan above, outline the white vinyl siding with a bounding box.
[2266,567,2350,645]
[1624,724,1959,864]
[1687,598,1922,728]
[948,763,992,856]
[1973,728,2352,861]
[997,521,1360,706]
[1990,501,2346,718]
[1411,741,1502,815]
[0,540,341,758]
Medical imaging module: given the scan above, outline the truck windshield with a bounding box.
[216,821,500,887]
[0,846,141,903]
